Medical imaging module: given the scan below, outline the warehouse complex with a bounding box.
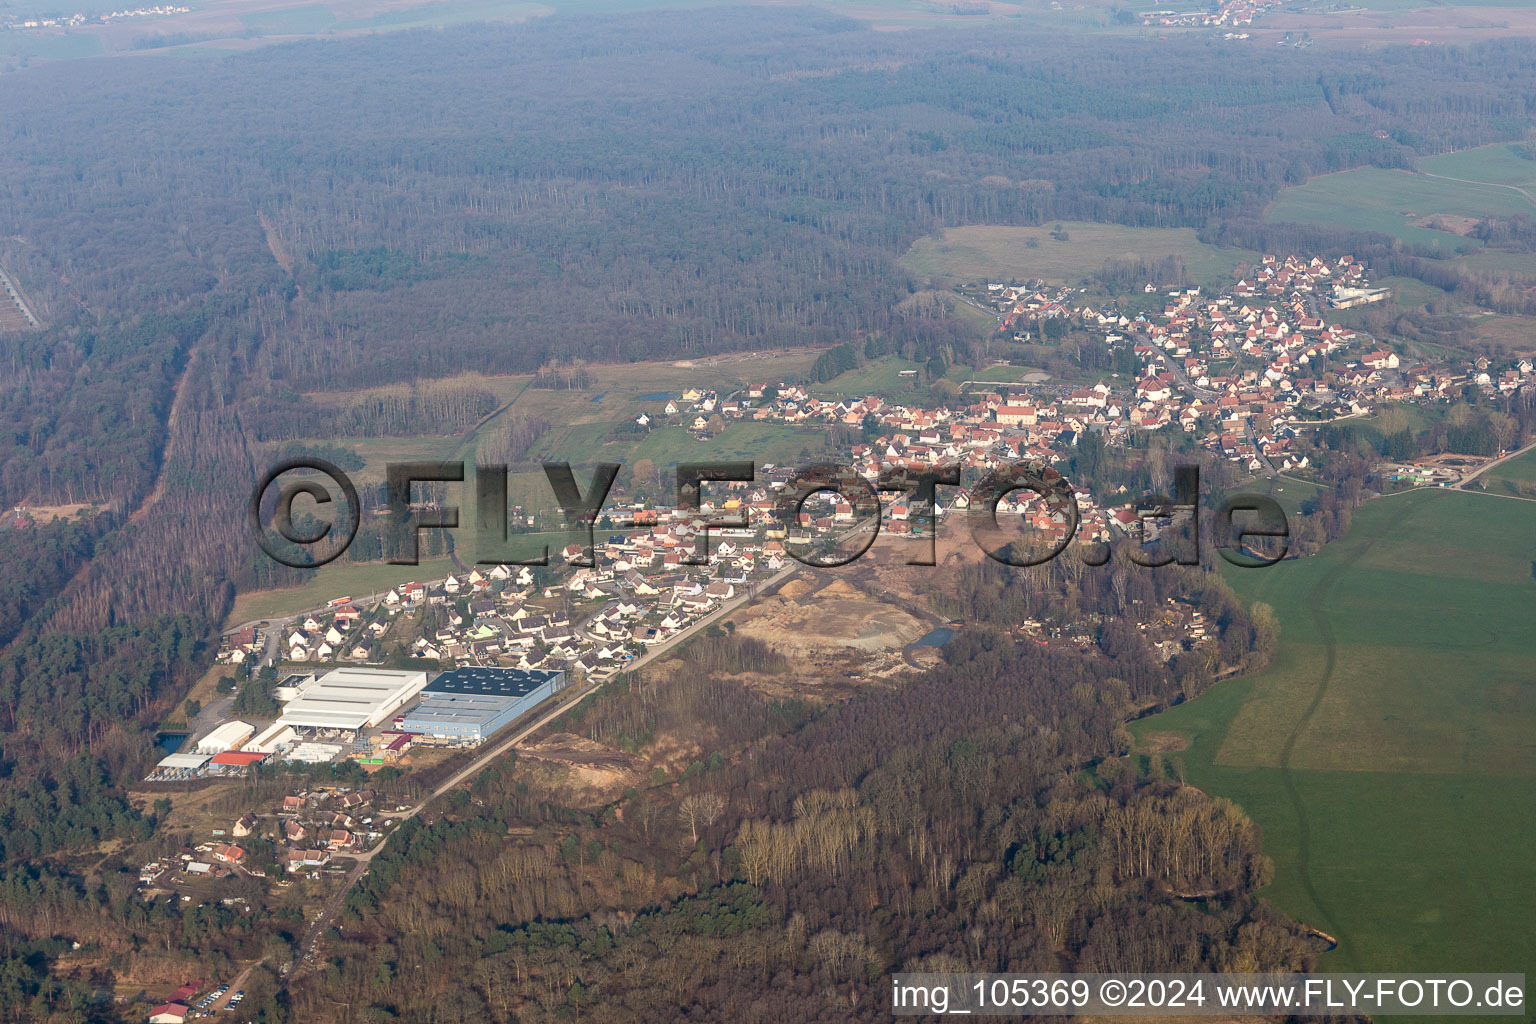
[277,668,430,736]
[398,668,567,745]
[146,667,570,781]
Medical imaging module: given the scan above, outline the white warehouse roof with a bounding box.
[157,752,211,770]
[278,667,429,731]
[244,722,297,753]
[194,720,254,754]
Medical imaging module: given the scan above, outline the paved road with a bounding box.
[1243,420,1280,478]
[1154,347,1214,399]
[225,581,419,669]
[1453,438,1536,490]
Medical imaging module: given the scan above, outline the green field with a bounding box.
[1468,444,1536,499]
[1232,474,1324,516]
[1266,159,1535,253]
[807,355,1051,403]
[240,4,338,34]
[1420,143,1536,191]
[950,363,1047,386]
[810,357,926,400]
[1133,490,1536,993]
[899,222,1251,289]
[0,30,103,59]
[227,556,459,625]
[272,434,465,487]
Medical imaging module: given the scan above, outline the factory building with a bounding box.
[155,752,211,777]
[277,667,429,736]
[398,667,567,745]
[194,721,255,754]
[244,722,297,753]
[274,673,316,702]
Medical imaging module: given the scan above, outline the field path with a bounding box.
[130,344,201,526]
[259,211,304,301]
[1416,170,1536,213]
[1278,494,1421,968]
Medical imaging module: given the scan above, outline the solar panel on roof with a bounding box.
[424,666,564,698]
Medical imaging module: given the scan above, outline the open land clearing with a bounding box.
[225,556,459,626]
[516,732,645,804]
[900,222,1252,289]
[731,576,928,692]
[1252,3,1536,45]
[283,349,825,499]
[1231,475,1323,517]
[810,355,1048,405]
[1132,489,1536,996]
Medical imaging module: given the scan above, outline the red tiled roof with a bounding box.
[210,751,267,767]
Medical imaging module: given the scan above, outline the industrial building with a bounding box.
[275,673,316,702]
[209,751,268,774]
[244,722,297,753]
[194,721,255,754]
[155,752,211,776]
[398,667,566,745]
[277,667,429,735]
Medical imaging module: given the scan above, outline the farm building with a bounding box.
[194,721,255,754]
[277,668,429,735]
[397,667,566,745]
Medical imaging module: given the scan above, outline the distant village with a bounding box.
[1137,0,1287,29]
[2,3,186,30]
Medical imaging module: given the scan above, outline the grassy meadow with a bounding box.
[1132,489,1536,999]
[899,222,1251,289]
[1231,474,1324,516]
[1420,143,1536,191]
[227,556,459,625]
[1467,444,1536,499]
[1266,144,1536,270]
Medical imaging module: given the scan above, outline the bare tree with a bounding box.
[678,791,726,842]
